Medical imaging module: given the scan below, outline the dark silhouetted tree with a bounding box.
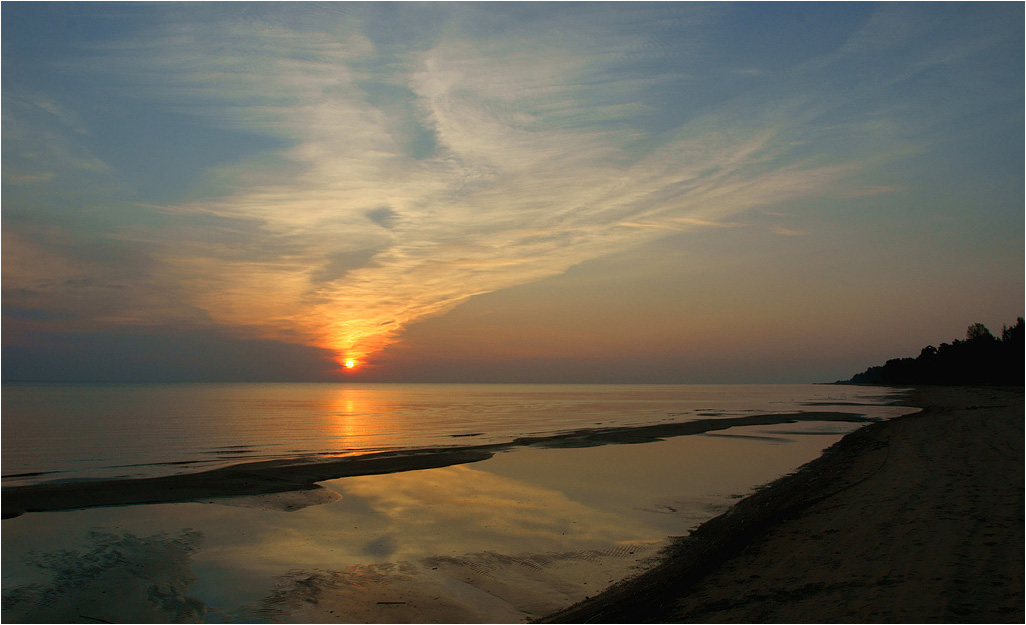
[966,322,995,341]
[847,317,1024,385]
[1002,317,1023,342]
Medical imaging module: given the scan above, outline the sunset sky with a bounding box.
[3,2,1023,383]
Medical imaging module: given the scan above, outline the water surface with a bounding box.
[1,383,915,622]
[2,383,910,485]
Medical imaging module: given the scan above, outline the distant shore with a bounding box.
[2,410,874,518]
[542,386,1024,623]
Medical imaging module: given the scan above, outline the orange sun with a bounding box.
[344,359,357,369]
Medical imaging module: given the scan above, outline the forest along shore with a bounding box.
[542,386,1024,623]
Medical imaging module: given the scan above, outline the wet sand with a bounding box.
[543,386,1024,623]
[2,410,871,518]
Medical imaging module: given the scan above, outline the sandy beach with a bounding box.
[544,386,1024,623]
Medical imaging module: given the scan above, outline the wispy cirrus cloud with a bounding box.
[7,3,1018,373]
[2,92,112,181]
[770,226,811,237]
[842,185,905,199]
[70,7,915,365]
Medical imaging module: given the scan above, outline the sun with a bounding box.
[344,359,357,369]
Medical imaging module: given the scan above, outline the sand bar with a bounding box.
[543,386,1024,623]
[2,410,872,518]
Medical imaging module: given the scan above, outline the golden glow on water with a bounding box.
[328,390,367,451]
[0,426,868,623]
[324,388,409,453]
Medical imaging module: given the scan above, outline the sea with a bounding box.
[2,382,911,486]
[4,381,923,619]
[2,382,917,622]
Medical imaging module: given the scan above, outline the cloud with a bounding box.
[309,248,383,284]
[3,325,341,382]
[2,94,113,180]
[842,185,904,199]
[365,207,400,230]
[770,226,810,237]
[64,7,889,366]
[2,171,56,185]
[1,220,189,334]
[8,4,1018,371]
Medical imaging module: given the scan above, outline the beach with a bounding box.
[544,386,1025,623]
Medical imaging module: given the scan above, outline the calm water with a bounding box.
[3,383,917,622]
[2,383,910,486]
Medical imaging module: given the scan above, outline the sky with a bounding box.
[2,2,1023,383]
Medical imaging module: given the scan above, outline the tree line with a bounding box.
[846,317,1024,385]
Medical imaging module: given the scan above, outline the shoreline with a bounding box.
[2,410,875,518]
[541,385,1024,623]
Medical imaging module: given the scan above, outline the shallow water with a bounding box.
[1,419,889,623]
[1,383,917,621]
